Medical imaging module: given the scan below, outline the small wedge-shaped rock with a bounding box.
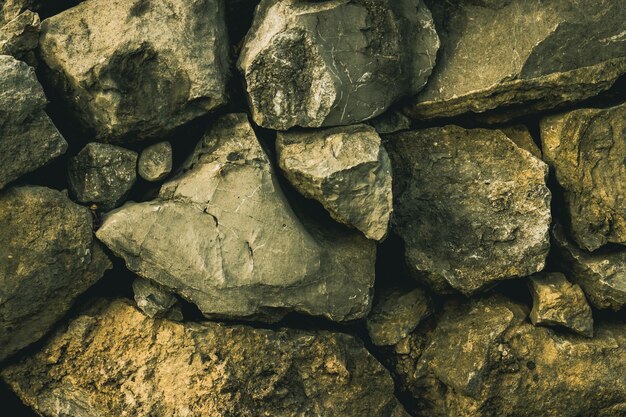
[542,103,626,251]
[97,114,375,322]
[0,186,111,362]
[68,143,138,210]
[238,0,439,130]
[528,272,593,337]
[39,0,229,141]
[386,126,551,294]
[138,141,172,182]
[406,0,626,120]
[2,299,409,417]
[276,124,393,241]
[0,10,39,64]
[132,277,182,321]
[0,55,67,190]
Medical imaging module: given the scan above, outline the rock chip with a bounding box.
[39,0,230,141]
[276,124,393,241]
[368,111,412,135]
[0,186,111,362]
[500,125,542,159]
[138,141,173,182]
[528,272,593,337]
[0,10,39,64]
[541,103,626,251]
[68,143,138,210]
[2,299,409,417]
[406,0,626,120]
[0,54,67,190]
[132,277,182,321]
[97,114,375,322]
[238,0,439,130]
[385,126,551,294]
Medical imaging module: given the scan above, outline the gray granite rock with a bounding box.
[542,103,626,251]
[68,143,138,210]
[97,114,375,322]
[0,186,111,362]
[138,141,172,182]
[0,54,67,190]
[238,0,439,130]
[0,10,39,64]
[276,124,393,241]
[385,126,551,294]
[39,0,230,142]
[132,277,182,321]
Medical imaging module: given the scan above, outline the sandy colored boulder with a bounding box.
[0,10,39,64]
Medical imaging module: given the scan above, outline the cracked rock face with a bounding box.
[0,186,111,362]
[1,299,409,417]
[385,126,551,294]
[38,0,229,142]
[96,114,375,322]
[0,55,67,190]
[276,124,393,241]
[406,0,626,120]
[542,103,626,252]
[0,10,40,65]
[238,0,439,130]
[138,141,172,182]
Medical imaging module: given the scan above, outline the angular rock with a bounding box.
[385,126,551,294]
[368,111,412,135]
[138,141,172,182]
[132,277,182,321]
[367,287,434,346]
[406,0,626,120]
[97,114,375,322]
[276,124,393,241]
[0,10,39,64]
[2,299,409,417]
[500,125,542,159]
[0,186,111,362]
[39,0,229,141]
[0,54,67,190]
[541,103,626,251]
[238,0,439,130]
[528,272,593,337]
[68,143,138,210]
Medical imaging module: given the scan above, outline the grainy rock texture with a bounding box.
[0,10,39,64]
[1,299,410,417]
[238,0,439,130]
[542,103,626,251]
[38,0,230,141]
[367,111,412,135]
[132,277,182,321]
[500,125,542,159]
[276,124,393,241]
[138,141,172,182]
[97,114,375,322]
[406,0,626,120]
[385,126,551,294]
[0,186,111,362]
[68,143,138,210]
[0,54,67,190]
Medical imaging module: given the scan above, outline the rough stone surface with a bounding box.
[0,54,67,190]
[500,125,542,159]
[0,10,39,64]
[0,186,111,362]
[276,124,393,241]
[366,287,433,346]
[367,110,412,135]
[68,143,138,210]
[389,296,626,417]
[138,141,172,182]
[528,272,594,337]
[542,103,626,251]
[385,126,551,294]
[132,277,182,321]
[238,0,439,130]
[1,299,409,417]
[39,0,230,141]
[406,0,626,120]
[97,114,375,322]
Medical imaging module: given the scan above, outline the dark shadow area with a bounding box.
[0,381,37,417]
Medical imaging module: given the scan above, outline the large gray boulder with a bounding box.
[0,186,111,362]
[385,126,551,294]
[406,0,626,120]
[97,114,375,322]
[238,0,439,130]
[38,0,230,142]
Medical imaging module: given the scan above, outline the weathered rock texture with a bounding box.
[386,126,551,294]
[238,0,439,130]
[132,277,182,321]
[1,299,409,417]
[0,54,67,190]
[276,124,393,241]
[406,0,626,120]
[500,125,542,159]
[97,114,375,322]
[38,0,229,141]
[138,141,172,182]
[0,10,39,64]
[0,186,111,362]
[542,103,626,252]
